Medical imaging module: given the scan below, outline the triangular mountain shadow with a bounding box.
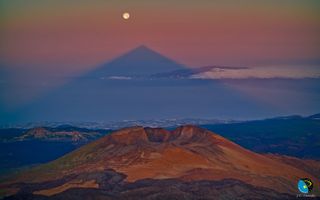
[86,45,187,78]
[15,45,272,123]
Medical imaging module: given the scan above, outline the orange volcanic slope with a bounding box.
[10,126,320,195]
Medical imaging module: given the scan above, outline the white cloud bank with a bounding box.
[106,76,132,80]
[191,65,320,79]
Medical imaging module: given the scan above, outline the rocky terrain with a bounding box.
[1,126,319,199]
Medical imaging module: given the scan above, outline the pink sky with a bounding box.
[1,1,319,75]
[0,1,320,108]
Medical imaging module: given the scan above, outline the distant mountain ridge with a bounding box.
[13,127,103,142]
[201,112,320,159]
[2,113,318,129]
[150,65,248,79]
[308,113,320,119]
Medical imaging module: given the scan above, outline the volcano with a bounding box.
[2,126,320,199]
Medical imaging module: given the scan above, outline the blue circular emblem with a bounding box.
[297,178,313,194]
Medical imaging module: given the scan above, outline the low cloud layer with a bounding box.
[190,65,320,79]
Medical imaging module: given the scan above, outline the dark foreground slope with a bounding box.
[1,126,319,199]
[4,170,295,200]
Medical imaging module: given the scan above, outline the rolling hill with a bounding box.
[14,127,102,142]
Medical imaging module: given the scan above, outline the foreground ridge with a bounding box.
[1,125,320,199]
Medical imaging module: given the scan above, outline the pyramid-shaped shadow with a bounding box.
[16,46,269,122]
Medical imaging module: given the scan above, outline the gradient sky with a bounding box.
[1,0,320,70]
[0,0,320,118]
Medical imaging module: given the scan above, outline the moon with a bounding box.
[122,12,130,20]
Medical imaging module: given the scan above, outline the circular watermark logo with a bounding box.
[297,178,313,194]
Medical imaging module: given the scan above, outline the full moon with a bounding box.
[122,12,130,20]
